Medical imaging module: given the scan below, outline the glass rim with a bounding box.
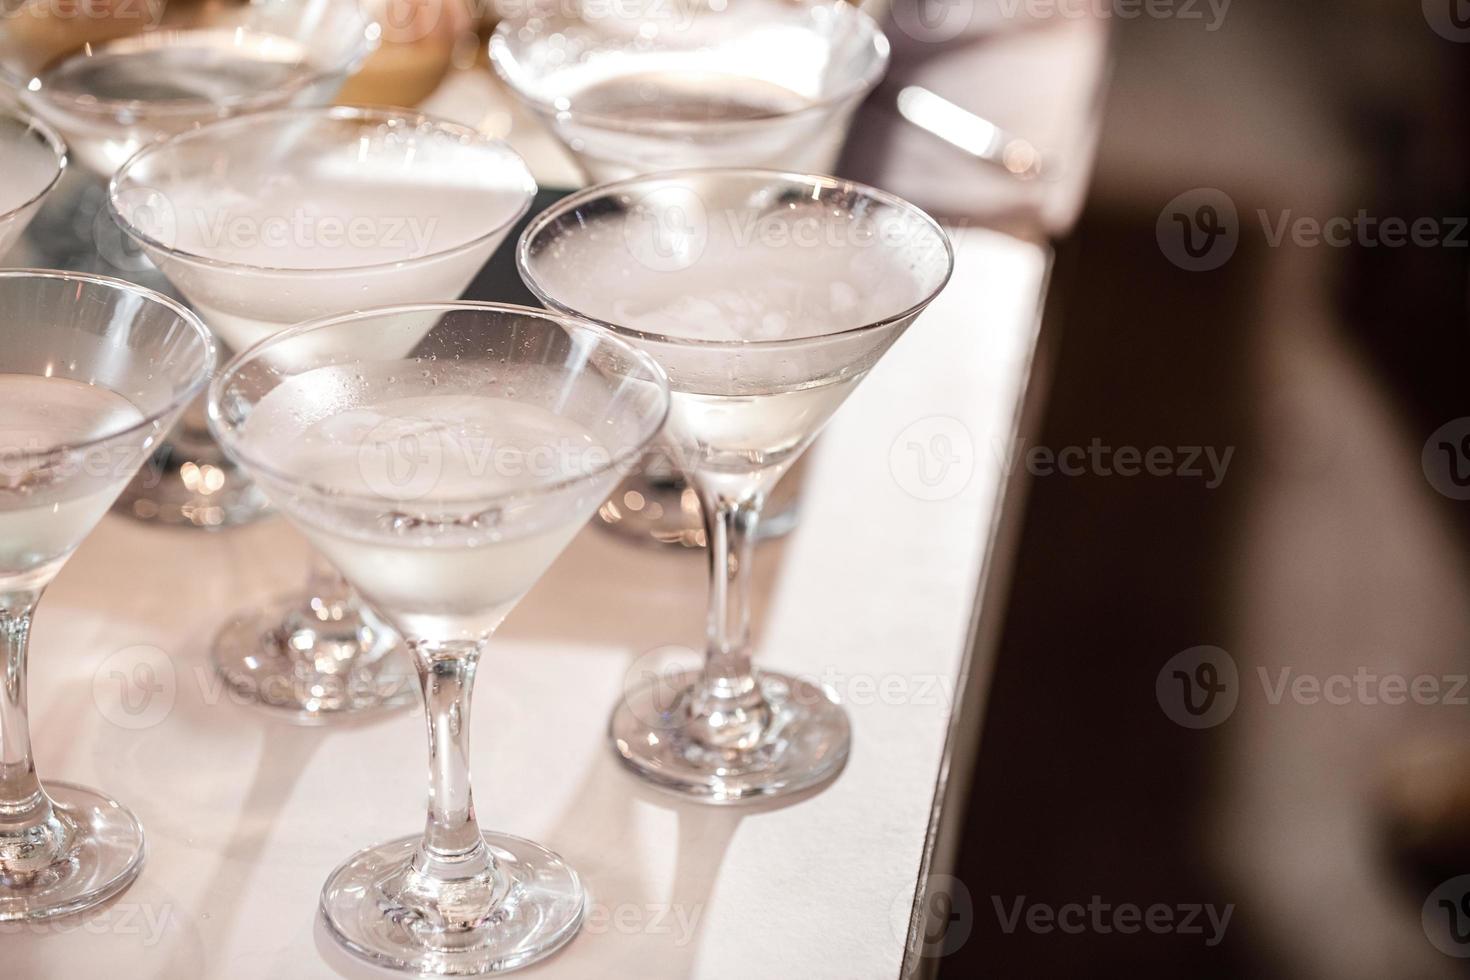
[0,108,66,225]
[516,166,955,350]
[0,3,377,117]
[207,300,674,510]
[0,268,217,463]
[106,104,538,277]
[488,0,890,132]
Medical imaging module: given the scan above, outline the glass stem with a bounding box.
[0,590,71,875]
[303,552,353,621]
[691,487,771,751]
[283,554,372,676]
[410,643,493,885]
[0,592,43,815]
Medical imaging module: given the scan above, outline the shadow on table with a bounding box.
[538,757,838,977]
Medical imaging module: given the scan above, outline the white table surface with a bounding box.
[4,224,1046,978]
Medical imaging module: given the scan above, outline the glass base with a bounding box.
[212,593,417,724]
[0,782,145,922]
[610,668,851,804]
[320,833,585,975]
[113,434,270,530]
[596,457,804,547]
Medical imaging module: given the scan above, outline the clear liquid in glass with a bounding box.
[38,29,314,105]
[241,364,615,639]
[0,375,142,586]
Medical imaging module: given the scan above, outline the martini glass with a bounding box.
[208,302,670,974]
[519,168,954,803]
[111,105,537,722]
[0,269,215,920]
[492,0,889,547]
[490,0,888,182]
[0,110,65,261]
[0,0,375,176]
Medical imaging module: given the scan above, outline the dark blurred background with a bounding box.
[936,1,1470,976]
